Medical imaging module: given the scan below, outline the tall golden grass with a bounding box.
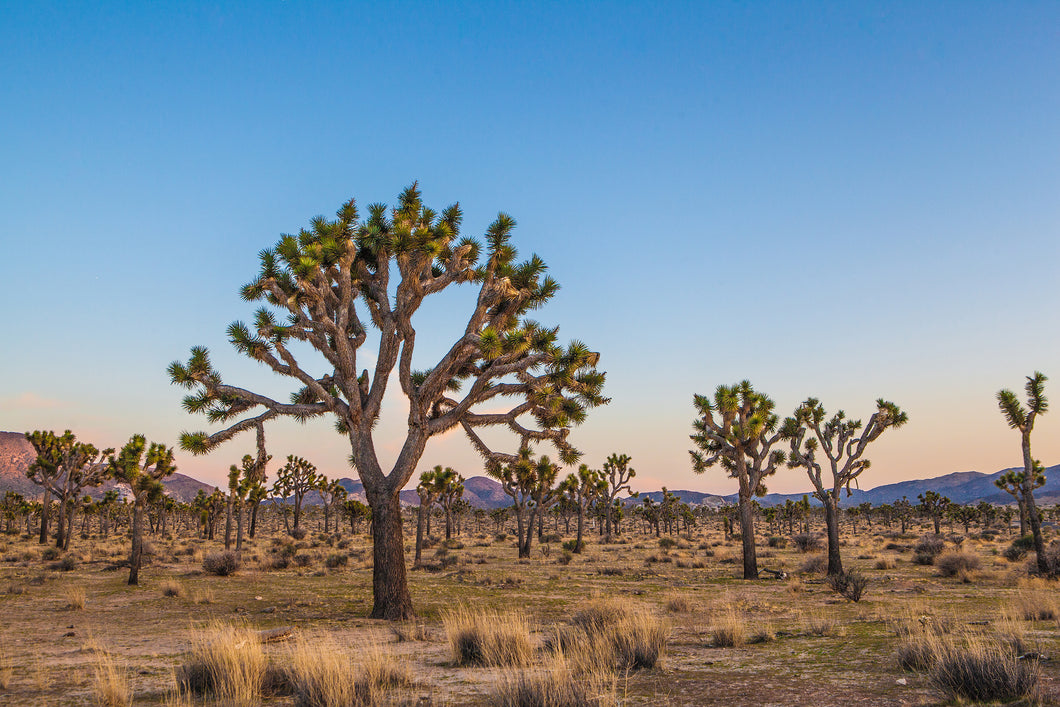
[443,606,534,667]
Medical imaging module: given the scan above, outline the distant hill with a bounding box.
[2,430,1056,509]
[0,431,217,502]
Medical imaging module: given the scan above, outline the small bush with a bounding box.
[875,556,896,570]
[1016,584,1059,621]
[897,631,943,672]
[572,599,631,634]
[293,553,313,568]
[558,550,573,566]
[767,536,787,549]
[160,580,184,597]
[665,594,693,613]
[324,553,348,569]
[493,655,617,707]
[934,550,980,577]
[177,624,268,703]
[826,570,869,602]
[929,639,1039,703]
[798,554,827,575]
[289,527,307,540]
[202,551,240,576]
[658,537,677,550]
[805,611,844,637]
[41,547,61,561]
[914,534,945,560]
[792,534,821,552]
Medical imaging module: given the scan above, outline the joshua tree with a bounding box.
[994,465,1044,537]
[997,372,1050,574]
[601,453,636,540]
[558,463,606,552]
[414,467,445,566]
[272,455,320,534]
[246,482,268,538]
[226,455,259,550]
[24,430,112,550]
[169,186,607,619]
[317,476,347,534]
[436,470,464,541]
[108,435,176,585]
[490,449,561,558]
[917,490,950,536]
[690,382,786,579]
[783,398,907,576]
[344,498,371,535]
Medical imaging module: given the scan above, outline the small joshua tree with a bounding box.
[994,465,1044,537]
[690,382,786,579]
[917,490,951,536]
[997,372,1050,574]
[489,449,561,558]
[414,467,445,566]
[108,435,176,585]
[438,469,465,541]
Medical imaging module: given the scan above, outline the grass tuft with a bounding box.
[443,607,534,667]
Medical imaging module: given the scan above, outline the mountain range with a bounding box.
[1,431,1055,510]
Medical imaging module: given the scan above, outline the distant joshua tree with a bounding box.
[690,382,786,579]
[272,455,320,534]
[994,465,1044,537]
[108,435,176,585]
[489,449,561,558]
[600,454,635,540]
[997,372,1050,574]
[25,430,112,550]
[917,490,951,536]
[559,464,606,552]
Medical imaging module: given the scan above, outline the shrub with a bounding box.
[664,594,693,613]
[826,570,869,602]
[53,556,77,572]
[561,539,581,553]
[875,556,896,570]
[804,611,844,637]
[792,534,821,552]
[63,584,87,610]
[324,553,348,569]
[442,607,533,667]
[897,631,944,672]
[1016,584,1059,621]
[658,537,677,550]
[928,639,1039,703]
[767,536,787,549]
[934,551,980,577]
[289,527,307,540]
[160,580,184,597]
[41,547,61,561]
[202,551,240,576]
[293,553,313,568]
[571,599,631,634]
[798,554,827,575]
[914,534,945,564]
[558,550,573,566]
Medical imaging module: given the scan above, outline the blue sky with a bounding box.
[2,2,1057,493]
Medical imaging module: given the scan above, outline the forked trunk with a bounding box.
[368,490,414,620]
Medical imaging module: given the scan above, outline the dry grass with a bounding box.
[0,641,12,690]
[708,604,746,647]
[804,610,845,638]
[92,649,131,707]
[1014,582,1059,621]
[928,637,1039,703]
[288,633,367,707]
[160,579,184,598]
[63,583,87,610]
[443,606,534,667]
[664,593,693,613]
[177,623,268,706]
[494,654,618,707]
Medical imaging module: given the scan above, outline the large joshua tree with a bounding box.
[783,398,907,576]
[690,382,786,579]
[169,185,607,619]
[997,371,1050,574]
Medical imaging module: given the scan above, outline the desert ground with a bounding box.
[0,513,1057,706]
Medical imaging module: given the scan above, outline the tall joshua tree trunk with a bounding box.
[736,466,758,580]
[823,496,842,576]
[367,489,413,620]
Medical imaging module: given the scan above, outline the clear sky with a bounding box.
[2,2,1057,495]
